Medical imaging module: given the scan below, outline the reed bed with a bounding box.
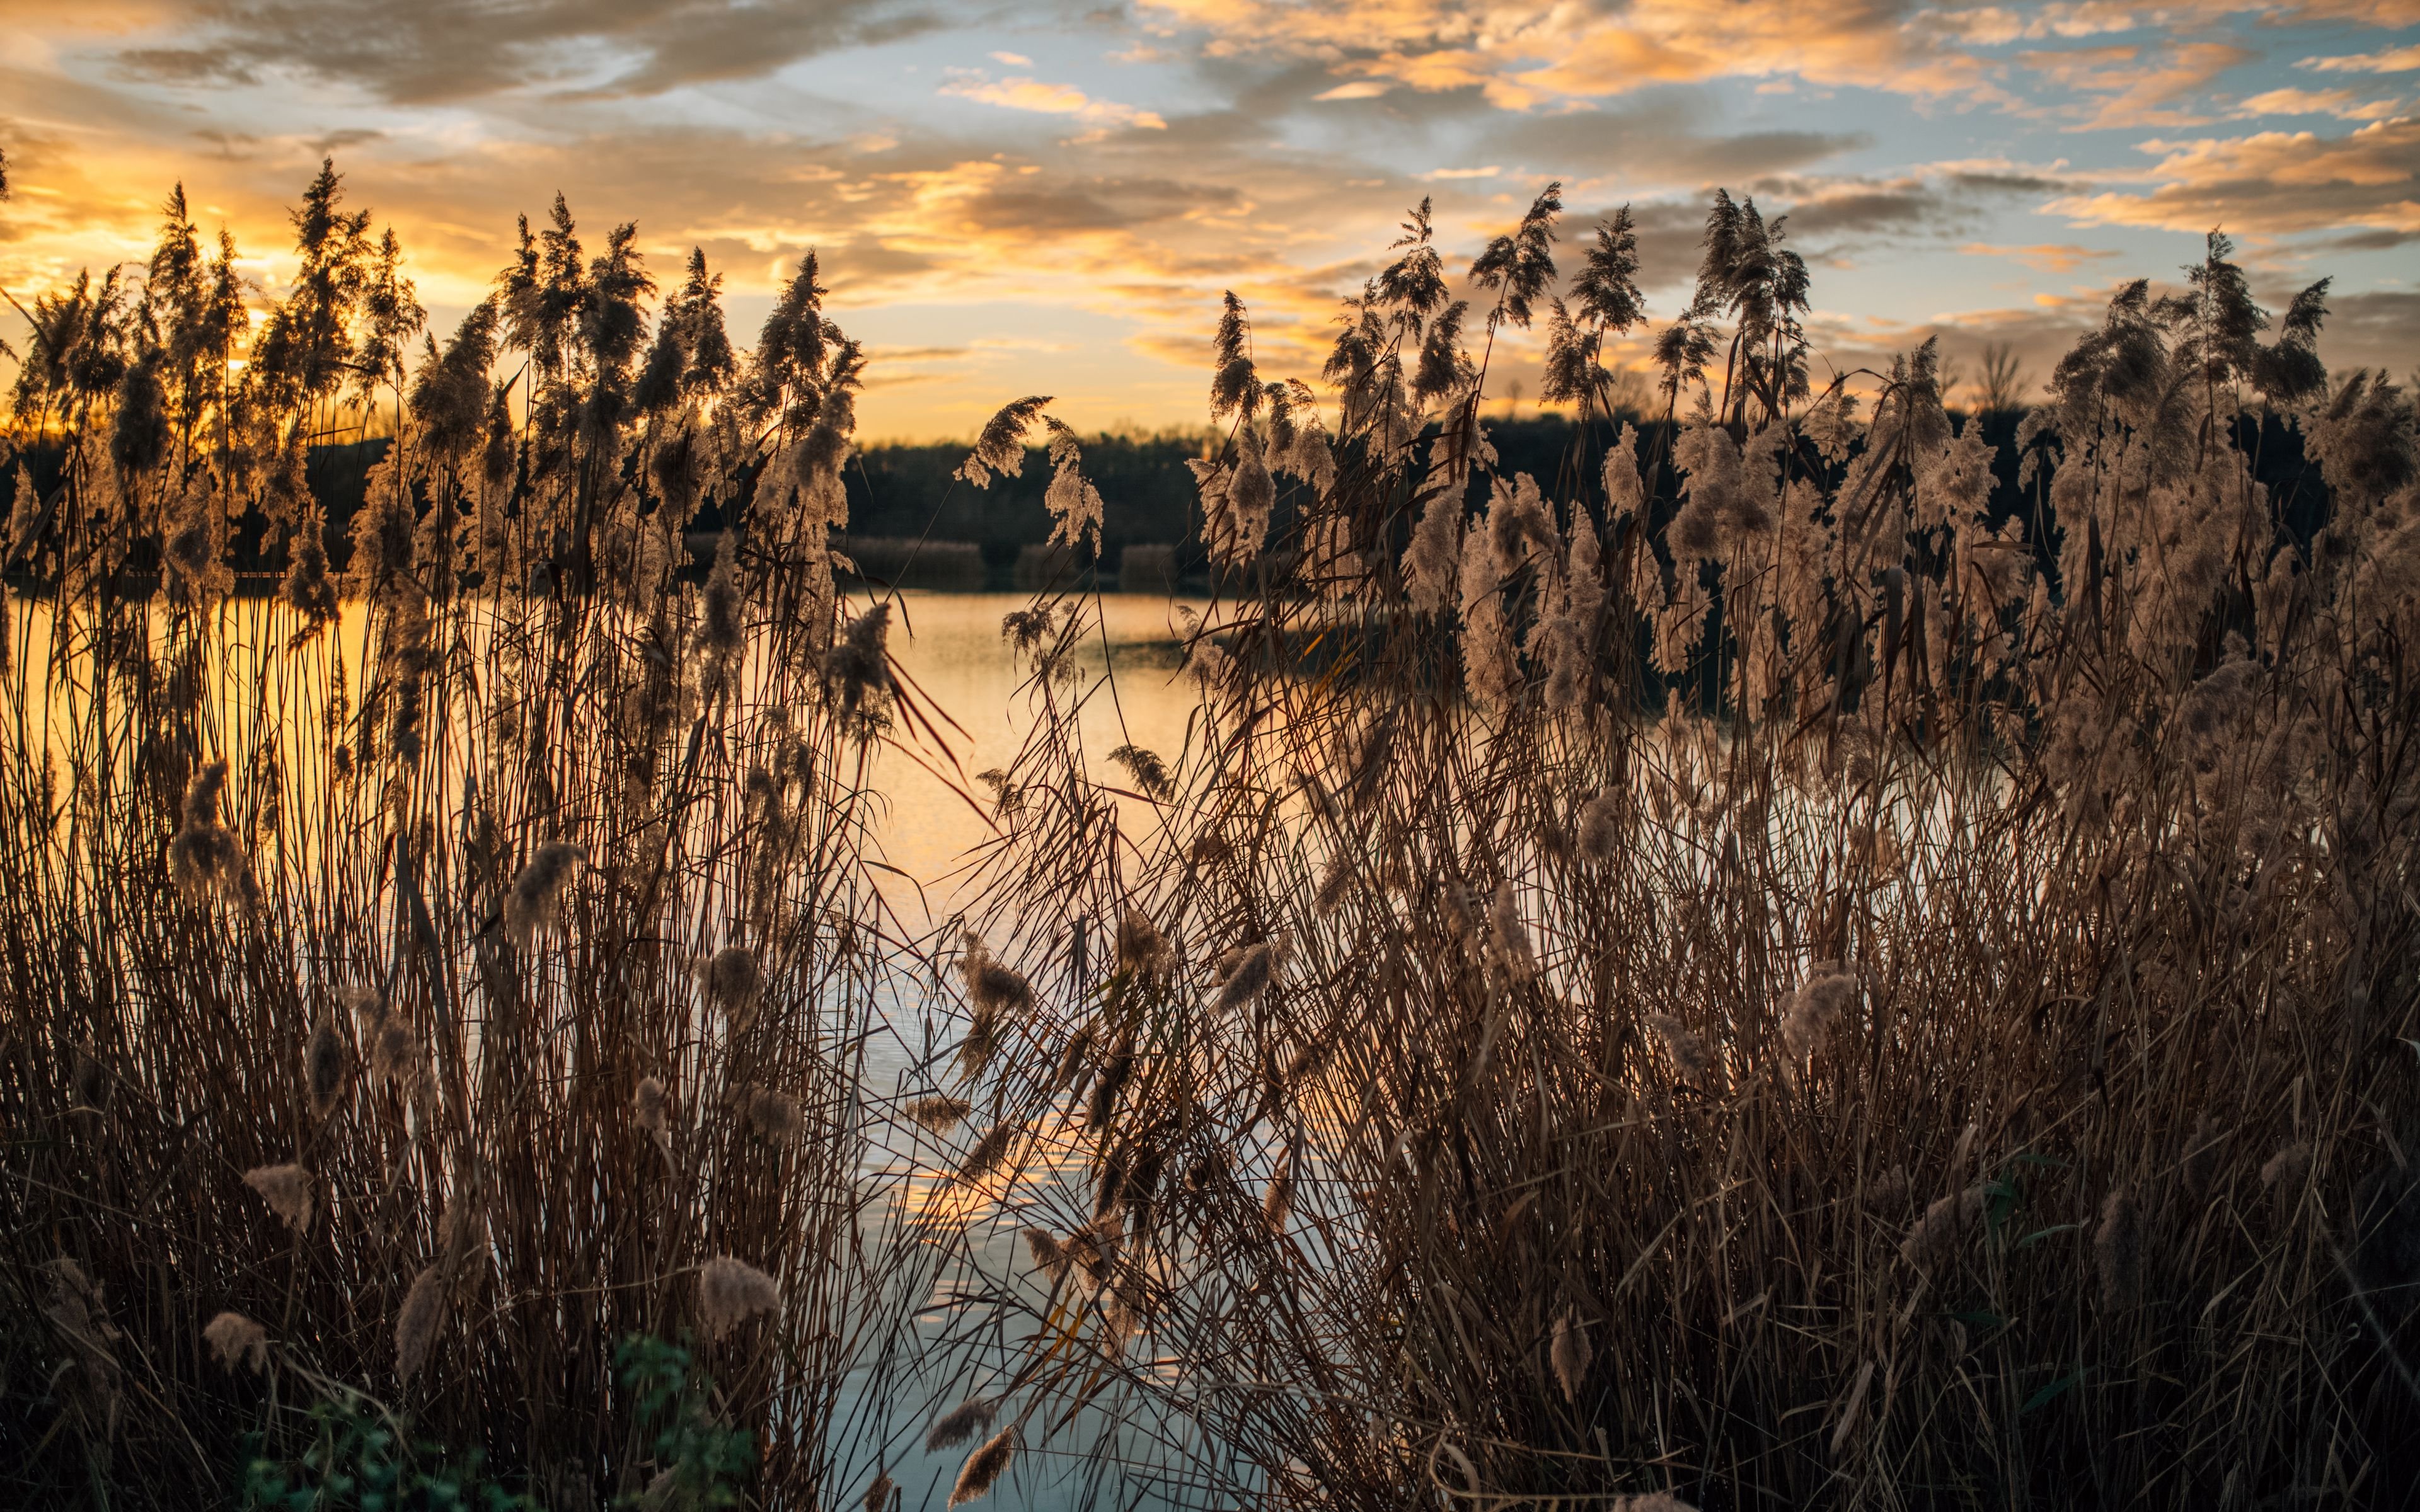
[4,156,2417,1512]
[2,167,947,1508]
[901,195,2420,1511]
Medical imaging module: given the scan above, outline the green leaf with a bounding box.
[2021,1368,2085,1414]
[2014,1222,2083,1251]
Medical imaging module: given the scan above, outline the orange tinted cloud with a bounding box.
[2046,117,2420,234]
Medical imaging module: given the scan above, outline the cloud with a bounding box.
[107,0,938,104]
[1137,0,2003,109]
[2018,41,2251,130]
[2302,44,2420,74]
[940,71,1168,132]
[1957,241,2122,272]
[1479,106,1867,185]
[2233,86,2404,120]
[2045,118,2420,236]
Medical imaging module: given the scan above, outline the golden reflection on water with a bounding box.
[860,590,1210,924]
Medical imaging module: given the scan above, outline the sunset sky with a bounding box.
[5,1,2419,439]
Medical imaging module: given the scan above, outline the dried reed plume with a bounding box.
[202,1312,267,1374]
[697,1256,781,1341]
[1212,941,1275,1016]
[1114,907,1170,978]
[1550,1309,1591,1403]
[2095,1185,2143,1310]
[634,1075,672,1154]
[863,1470,894,1512]
[395,1264,444,1378]
[958,1125,1017,1183]
[243,1163,313,1232]
[1263,1147,1297,1234]
[744,1085,804,1142]
[925,1397,996,1451]
[906,1095,972,1132]
[705,945,761,1016]
[166,760,257,910]
[1644,1014,1712,1079]
[948,1427,1016,1508]
[504,840,582,949]
[1900,1188,1983,1269]
[1778,964,1855,1073]
[1023,1228,1069,1286]
[304,1017,346,1120]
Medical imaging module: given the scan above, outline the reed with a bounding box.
[899,192,2420,1511]
[1,164,937,1508]
[4,152,2417,1512]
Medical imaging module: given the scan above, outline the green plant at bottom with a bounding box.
[612,1335,755,1511]
[238,1384,534,1512]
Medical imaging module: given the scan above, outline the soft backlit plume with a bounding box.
[1577,788,1622,862]
[959,1125,1018,1183]
[1115,907,1172,978]
[2095,1185,2142,1310]
[925,1396,996,1451]
[2261,1141,2311,1199]
[1107,745,1175,802]
[744,1085,803,1142]
[950,1426,1016,1508]
[1778,965,1855,1072]
[1041,417,1105,551]
[1645,1014,1712,1080]
[168,761,258,911]
[1488,881,1536,981]
[1900,1187,1983,1269]
[243,1163,313,1232]
[961,937,1035,1018]
[395,1264,444,1378]
[906,1094,972,1132]
[1024,1227,1070,1287]
[203,1311,267,1374]
[1456,511,1519,713]
[824,600,896,740]
[304,1017,346,1121]
[634,1075,672,1154]
[863,1472,895,1512]
[1212,941,1276,1016]
[697,1256,781,1340]
[504,841,582,949]
[1263,1146,1296,1234]
[704,945,761,1016]
[958,396,1052,488]
[1550,1309,1591,1403]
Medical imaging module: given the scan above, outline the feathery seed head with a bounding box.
[204,1311,268,1374]
[1780,963,1856,1071]
[634,1075,672,1153]
[305,1017,346,1120]
[244,1163,313,1232]
[1550,1309,1591,1403]
[395,1264,444,1378]
[2095,1184,2143,1310]
[906,1094,973,1132]
[504,841,582,950]
[745,1086,803,1142]
[698,1256,781,1339]
[705,945,761,1014]
[950,1426,1016,1508]
[1645,1014,1713,1080]
[959,1124,1018,1184]
[925,1396,997,1452]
